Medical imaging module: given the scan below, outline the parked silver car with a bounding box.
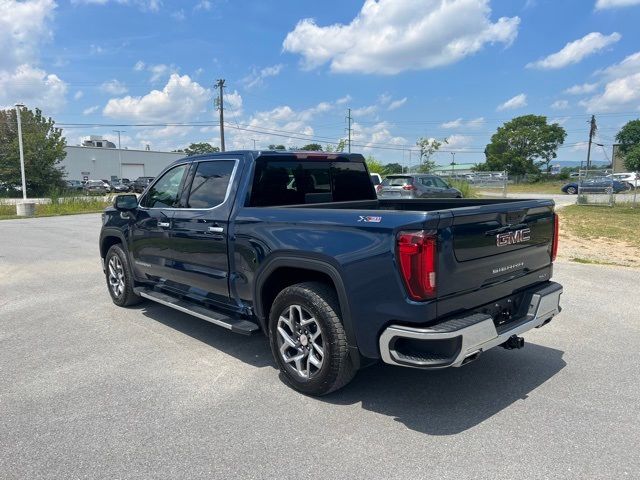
[377,174,462,199]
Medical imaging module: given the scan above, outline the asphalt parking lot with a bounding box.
[1,214,639,479]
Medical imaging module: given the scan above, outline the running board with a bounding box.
[134,288,259,335]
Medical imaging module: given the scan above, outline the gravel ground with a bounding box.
[1,214,639,480]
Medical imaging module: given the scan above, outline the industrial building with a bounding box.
[61,136,185,181]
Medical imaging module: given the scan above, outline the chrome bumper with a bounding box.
[379,282,563,369]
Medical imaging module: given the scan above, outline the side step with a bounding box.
[134,288,260,335]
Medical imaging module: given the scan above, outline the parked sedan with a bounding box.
[377,174,462,198]
[561,178,629,195]
[65,180,84,191]
[607,172,638,189]
[110,181,130,193]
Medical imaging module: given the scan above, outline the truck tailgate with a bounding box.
[437,200,555,298]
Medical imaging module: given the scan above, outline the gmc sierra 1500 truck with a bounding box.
[100,151,562,395]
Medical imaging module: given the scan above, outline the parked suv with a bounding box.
[132,176,155,193]
[378,174,462,198]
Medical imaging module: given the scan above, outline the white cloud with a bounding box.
[351,121,407,151]
[171,9,185,21]
[74,90,84,100]
[581,51,640,112]
[103,74,211,122]
[82,105,100,115]
[242,64,284,89]
[595,0,640,9]
[526,32,621,69]
[336,95,352,105]
[194,0,212,10]
[441,117,486,129]
[387,97,408,110]
[224,89,243,116]
[0,0,56,70]
[283,0,519,74]
[596,51,640,80]
[551,100,569,110]
[497,93,527,111]
[581,73,640,112]
[564,83,598,95]
[445,134,473,150]
[133,61,178,83]
[134,60,146,71]
[352,105,378,117]
[0,64,67,112]
[100,79,128,95]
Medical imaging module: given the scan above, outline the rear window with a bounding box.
[383,176,412,186]
[249,159,375,207]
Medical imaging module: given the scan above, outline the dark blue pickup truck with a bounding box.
[100,151,562,395]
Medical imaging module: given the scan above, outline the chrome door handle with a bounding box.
[208,226,224,233]
[158,221,171,228]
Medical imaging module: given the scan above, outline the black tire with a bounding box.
[269,282,356,396]
[566,186,577,195]
[105,244,142,307]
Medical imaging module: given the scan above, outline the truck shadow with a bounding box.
[326,343,566,435]
[138,303,565,435]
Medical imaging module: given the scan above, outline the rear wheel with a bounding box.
[269,282,356,396]
[566,186,577,195]
[105,244,142,307]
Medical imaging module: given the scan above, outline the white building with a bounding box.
[62,137,185,181]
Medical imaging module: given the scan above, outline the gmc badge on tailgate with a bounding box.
[496,228,531,247]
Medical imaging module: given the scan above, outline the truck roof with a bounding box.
[171,150,366,166]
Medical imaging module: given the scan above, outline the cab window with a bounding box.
[140,164,188,208]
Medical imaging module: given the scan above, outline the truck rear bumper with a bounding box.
[378,281,562,369]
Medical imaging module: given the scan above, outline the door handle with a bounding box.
[208,226,224,233]
[158,221,171,228]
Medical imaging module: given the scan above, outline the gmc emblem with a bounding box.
[496,228,531,247]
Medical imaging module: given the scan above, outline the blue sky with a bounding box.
[2,0,640,167]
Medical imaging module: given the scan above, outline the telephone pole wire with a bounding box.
[586,114,597,172]
[215,79,226,152]
[346,108,352,153]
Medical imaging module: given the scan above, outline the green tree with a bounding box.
[383,162,404,174]
[623,144,640,172]
[300,143,323,151]
[365,155,383,174]
[416,137,446,173]
[615,119,640,152]
[480,115,566,176]
[0,107,67,196]
[268,144,286,150]
[184,142,219,156]
[335,139,347,153]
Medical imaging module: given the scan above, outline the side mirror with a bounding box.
[114,194,138,211]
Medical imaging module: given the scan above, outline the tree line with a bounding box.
[2,106,640,197]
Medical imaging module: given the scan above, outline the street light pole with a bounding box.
[15,104,27,200]
[113,130,125,179]
[450,152,456,178]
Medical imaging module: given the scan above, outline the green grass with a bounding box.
[449,180,479,198]
[0,197,111,220]
[560,205,640,248]
[507,181,566,194]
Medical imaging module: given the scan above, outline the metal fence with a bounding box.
[576,169,615,207]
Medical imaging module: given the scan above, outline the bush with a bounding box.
[449,180,478,198]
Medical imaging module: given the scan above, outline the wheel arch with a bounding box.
[254,255,357,350]
[100,229,127,260]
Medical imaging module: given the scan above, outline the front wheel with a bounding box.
[269,282,356,396]
[105,244,142,307]
[566,186,577,195]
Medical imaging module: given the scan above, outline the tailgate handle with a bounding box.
[506,210,526,224]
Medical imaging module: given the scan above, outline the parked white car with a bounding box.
[607,172,638,189]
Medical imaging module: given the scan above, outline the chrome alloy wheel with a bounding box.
[107,255,125,297]
[276,304,324,379]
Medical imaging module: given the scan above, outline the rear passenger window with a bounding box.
[248,160,375,207]
[186,160,235,208]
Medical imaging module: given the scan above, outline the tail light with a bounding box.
[396,231,436,300]
[402,184,416,191]
[551,214,559,262]
[376,184,383,193]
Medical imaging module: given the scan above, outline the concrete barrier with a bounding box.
[16,202,36,217]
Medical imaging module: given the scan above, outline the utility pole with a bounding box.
[346,108,352,153]
[450,151,456,177]
[113,130,125,179]
[15,104,27,200]
[586,114,597,172]
[215,79,226,152]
